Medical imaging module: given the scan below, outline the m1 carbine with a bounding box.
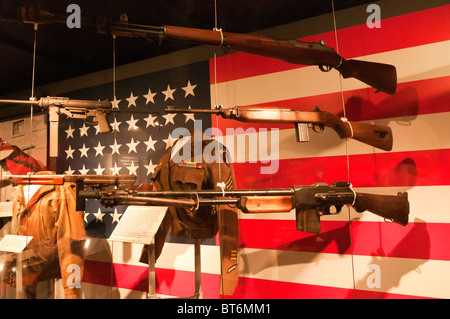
[100,21,397,94]
[0,97,113,157]
[165,105,393,151]
[76,178,409,235]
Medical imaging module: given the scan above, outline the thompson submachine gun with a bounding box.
[0,97,113,157]
[77,178,409,235]
[99,21,397,94]
[165,105,393,151]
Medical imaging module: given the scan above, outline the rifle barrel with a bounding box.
[6,174,136,186]
[78,187,295,200]
[165,108,220,114]
[0,99,39,105]
[113,23,164,36]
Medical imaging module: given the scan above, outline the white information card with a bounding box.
[0,235,33,253]
[109,206,167,245]
[0,202,13,218]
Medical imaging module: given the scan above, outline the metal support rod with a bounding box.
[147,240,157,299]
[193,239,202,299]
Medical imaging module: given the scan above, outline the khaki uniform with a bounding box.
[11,171,86,299]
[141,136,239,295]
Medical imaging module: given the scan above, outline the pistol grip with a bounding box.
[96,111,112,133]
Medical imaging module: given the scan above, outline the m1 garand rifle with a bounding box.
[98,20,397,95]
[165,105,393,151]
[0,97,113,157]
[7,6,397,94]
[76,178,409,235]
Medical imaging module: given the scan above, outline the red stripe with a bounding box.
[233,149,450,189]
[82,260,435,299]
[239,219,450,261]
[83,260,113,287]
[230,276,353,299]
[211,75,450,135]
[239,219,352,254]
[210,5,450,83]
[353,289,432,299]
[82,260,148,291]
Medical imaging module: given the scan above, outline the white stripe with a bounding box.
[238,248,355,289]
[157,243,221,275]
[353,255,450,298]
[210,41,450,107]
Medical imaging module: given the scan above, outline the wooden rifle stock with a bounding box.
[353,192,409,226]
[240,196,293,214]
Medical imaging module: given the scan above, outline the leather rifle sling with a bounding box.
[216,161,239,296]
[217,203,239,296]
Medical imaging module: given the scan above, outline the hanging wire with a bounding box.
[212,0,226,298]
[331,0,357,299]
[110,33,117,300]
[331,0,351,182]
[18,22,40,299]
[213,0,222,183]
[28,23,38,177]
[112,34,118,168]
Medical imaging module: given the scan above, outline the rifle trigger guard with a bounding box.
[334,57,344,69]
[312,123,324,133]
[318,65,332,72]
[231,106,240,118]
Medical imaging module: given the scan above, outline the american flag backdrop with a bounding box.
[55,1,450,299]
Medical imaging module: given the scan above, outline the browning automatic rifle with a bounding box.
[101,22,397,94]
[165,105,393,151]
[0,97,113,157]
[4,174,409,234]
[77,179,409,235]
